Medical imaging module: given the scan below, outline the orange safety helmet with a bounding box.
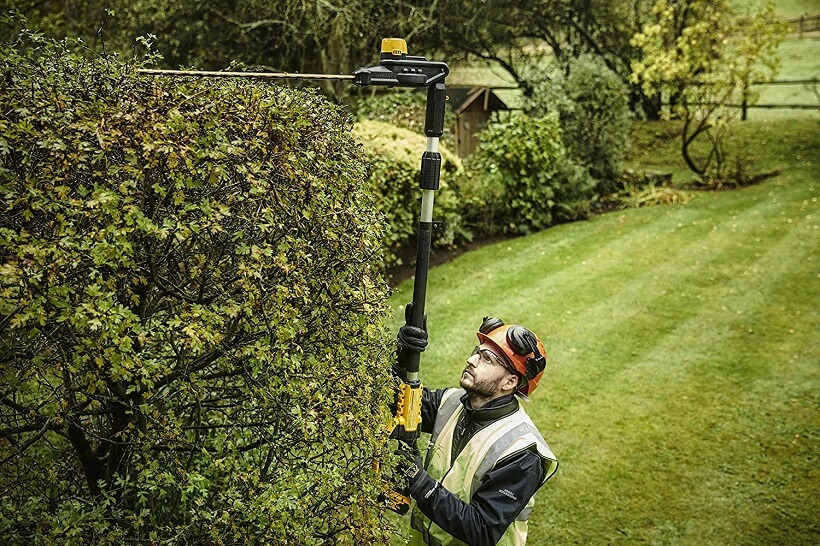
[476,317,547,396]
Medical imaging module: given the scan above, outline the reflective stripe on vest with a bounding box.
[429,389,464,447]
[410,390,558,546]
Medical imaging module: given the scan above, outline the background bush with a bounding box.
[0,35,395,545]
[354,120,467,267]
[351,90,457,151]
[458,113,597,236]
[524,54,632,192]
[353,91,428,134]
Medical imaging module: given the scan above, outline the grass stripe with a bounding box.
[546,220,816,543]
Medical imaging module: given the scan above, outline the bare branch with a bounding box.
[0,419,54,465]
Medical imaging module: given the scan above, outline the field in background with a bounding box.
[758,0,815,19]
[751,38,818,121]
[385,118,818,543]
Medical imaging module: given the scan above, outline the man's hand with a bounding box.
[396,441,424,489]
[394,302,428,378]
[398,324,428,353]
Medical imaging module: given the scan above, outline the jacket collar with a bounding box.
[459,392,519,423]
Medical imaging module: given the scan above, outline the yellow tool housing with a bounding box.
[381,38,408,58]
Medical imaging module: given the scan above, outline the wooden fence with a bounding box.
[492,78,819,119]
[642,78,818,120]
[788,14,820,37]
[739,78,817,120]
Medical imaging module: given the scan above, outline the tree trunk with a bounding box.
[631,85,661,120]
[67,422,103,497]
[681,117,705,175]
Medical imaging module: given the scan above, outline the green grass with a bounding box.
[734,0,815,18]
[759,0,816,19]
[625,118,818,184]
[774,39,820,80]
[385,119,819,544]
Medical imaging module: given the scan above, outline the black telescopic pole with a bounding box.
[404,82,446,382]
[348,39,448,401]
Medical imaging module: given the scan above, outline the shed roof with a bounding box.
[448,86,509,115]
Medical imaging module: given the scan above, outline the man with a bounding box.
[394,315,559,546]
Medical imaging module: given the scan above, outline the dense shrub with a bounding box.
[524,54,632,191]
[354,120,467,267]
[459,113,597,235]
[352,90,457,156]
[353,91,428,133]
[0,35,395,544]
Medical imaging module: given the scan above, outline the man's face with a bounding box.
[460,344,518,398]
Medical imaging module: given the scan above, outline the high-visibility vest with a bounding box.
[409,389,558,546]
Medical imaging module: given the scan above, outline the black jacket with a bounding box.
[408,388,547,546]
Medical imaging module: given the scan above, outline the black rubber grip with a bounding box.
[425,83,446,137]
[420,152,441,190]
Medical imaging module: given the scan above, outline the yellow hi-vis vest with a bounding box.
[409,389,558,546]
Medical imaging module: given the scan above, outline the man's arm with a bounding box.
[408,449,546,546]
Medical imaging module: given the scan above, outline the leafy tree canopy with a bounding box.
[2,0,435,101]
[631,0,787,180]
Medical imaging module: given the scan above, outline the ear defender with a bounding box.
[477,316,547,396]
[507,326,546,381]
[479,316,505,334]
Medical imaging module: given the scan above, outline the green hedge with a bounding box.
[0,35,394,544]
[351,90,457,152]
[353,91,429,134]
[354,120,467,267]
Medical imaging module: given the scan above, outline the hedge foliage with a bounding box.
[354,120,466,267]
[0,34,395,544]
[459,113,597,235]
[353,91,429,135]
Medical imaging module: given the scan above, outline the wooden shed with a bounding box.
[449,87,509,158]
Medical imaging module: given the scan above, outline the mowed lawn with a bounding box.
[386,119,818,544]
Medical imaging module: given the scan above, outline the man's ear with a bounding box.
[500,372,520,393]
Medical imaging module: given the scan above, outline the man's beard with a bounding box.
[460,373,502,399]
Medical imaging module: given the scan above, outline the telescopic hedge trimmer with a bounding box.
[139,38,447,514]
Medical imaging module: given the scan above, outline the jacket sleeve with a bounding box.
[419,387,447,434]
[408,448,547,546]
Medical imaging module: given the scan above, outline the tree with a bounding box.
[1,34,394,544]
[460,113,597,235]
[419,0,660,117]
[630,0,787,181]
[2,0,435,102]
[524,54,633,188]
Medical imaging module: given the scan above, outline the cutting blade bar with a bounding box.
[137,68,355,81]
